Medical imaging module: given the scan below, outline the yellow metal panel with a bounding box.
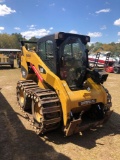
[21,46,108,126]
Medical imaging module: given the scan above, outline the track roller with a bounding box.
[16,80,62,134]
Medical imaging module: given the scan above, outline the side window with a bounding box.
[38,42,46,60]
[37,40,53,60]
[46,40,54,59]
[45,40,56,73]
[37,40,56,73]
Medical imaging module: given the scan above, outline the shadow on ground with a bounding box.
[0,92,71,160]
[43,111,120,149]
[0,66,18,70]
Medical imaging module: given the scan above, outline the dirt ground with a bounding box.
[0,62,120,160]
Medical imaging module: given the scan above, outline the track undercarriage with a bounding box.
[16,80,62,135]
[16,80,112,136]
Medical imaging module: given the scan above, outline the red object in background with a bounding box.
[104,66,114,73]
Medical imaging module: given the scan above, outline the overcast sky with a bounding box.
[0,0,120,43]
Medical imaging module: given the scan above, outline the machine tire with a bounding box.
[114,67,120,74]
[11,64,14,68]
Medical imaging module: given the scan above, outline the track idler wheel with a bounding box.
[16,83,32,111]
[114,67,120,74]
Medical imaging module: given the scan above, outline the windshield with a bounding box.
[59,36,87,89]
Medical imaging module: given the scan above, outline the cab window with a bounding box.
[37,40,56,73]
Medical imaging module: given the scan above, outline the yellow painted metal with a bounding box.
[21,46,108,127]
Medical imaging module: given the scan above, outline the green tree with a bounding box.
[12,33,23,48]
[0,33,22,49]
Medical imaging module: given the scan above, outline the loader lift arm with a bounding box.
[17,32,112,136]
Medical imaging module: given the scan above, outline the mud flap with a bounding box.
[65,110,113,136]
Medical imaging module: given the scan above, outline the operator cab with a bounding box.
[37,32,90,90]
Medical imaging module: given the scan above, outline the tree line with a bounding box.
[88,42,120,56]
[0,33,38,49]
[0,33,120,56]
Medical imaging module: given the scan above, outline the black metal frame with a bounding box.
[20,32,90,79]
